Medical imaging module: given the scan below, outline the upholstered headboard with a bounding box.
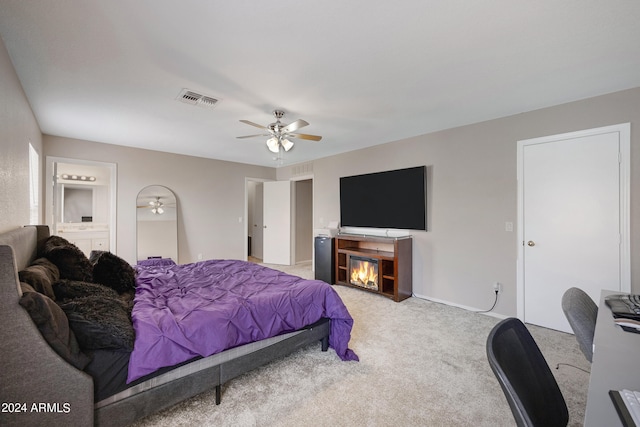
[0,225,93,427]
[0,225,38,270]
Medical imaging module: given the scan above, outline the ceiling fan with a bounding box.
[136,196,176,215]
[237,110,322,153]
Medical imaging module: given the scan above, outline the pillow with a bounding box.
[137,258,176,267]
[53,279,120,302]
[18,257,60,300]
[19,284,91,370]
[43,235,93,282]
[91,251,136,295]
[21,282,37,294]
[58,296,135,351]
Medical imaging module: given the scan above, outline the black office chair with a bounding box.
[486,318,568,427]
[561,287,598,363]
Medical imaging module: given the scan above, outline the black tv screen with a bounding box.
[340,166,426,231]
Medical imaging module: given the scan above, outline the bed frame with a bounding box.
[0,225,330,426]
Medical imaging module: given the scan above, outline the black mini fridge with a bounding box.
[314,236,335,285]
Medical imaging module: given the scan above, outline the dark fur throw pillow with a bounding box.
[18,257,60,300]
[19,285,91,369]
[53,279,120,301]
[58,296,135,351]
[91,251,136,295]
[43,235,93,282]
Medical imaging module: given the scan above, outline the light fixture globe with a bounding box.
[266,137,279,153]
[281,138,294,152]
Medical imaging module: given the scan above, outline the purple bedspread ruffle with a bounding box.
[127,259,358,382]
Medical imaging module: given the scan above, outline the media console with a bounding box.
[334,234,412,302]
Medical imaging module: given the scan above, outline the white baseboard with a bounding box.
[411,292,508,320]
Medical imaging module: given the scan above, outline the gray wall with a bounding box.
[0,37,42,233]
[279,87,640,317]
[43,135,276,265]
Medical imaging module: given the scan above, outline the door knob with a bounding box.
[527,241,535,247]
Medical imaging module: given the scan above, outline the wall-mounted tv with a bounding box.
[340,166,427,231]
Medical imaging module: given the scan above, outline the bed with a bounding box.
[0,225,357,426]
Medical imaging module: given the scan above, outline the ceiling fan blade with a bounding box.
[239,119,268,130]
[282,119,309,134]
[288,133,322,141]
[237,133,271,139]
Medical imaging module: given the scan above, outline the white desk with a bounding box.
[584,290,640,426]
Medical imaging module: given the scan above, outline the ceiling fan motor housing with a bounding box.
[268,123,284,134]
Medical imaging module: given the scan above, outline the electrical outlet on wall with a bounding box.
[493,282,502,294]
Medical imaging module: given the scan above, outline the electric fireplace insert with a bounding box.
[349,255,379,291]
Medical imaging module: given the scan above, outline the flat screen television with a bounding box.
[340,166,427,231]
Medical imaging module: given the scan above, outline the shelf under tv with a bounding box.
[334,234,412,302]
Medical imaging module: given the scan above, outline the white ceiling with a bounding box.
[2,1,640,167]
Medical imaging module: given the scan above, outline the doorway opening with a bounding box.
[244,176,313,266]
[245,178,269,263]
[45,157,117,256]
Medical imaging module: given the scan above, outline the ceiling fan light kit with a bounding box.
[238,110,322,159]
[148,197,165,215]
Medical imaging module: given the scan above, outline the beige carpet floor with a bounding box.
[132,261,590,427]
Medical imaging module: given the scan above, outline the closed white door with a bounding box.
[518,124,630,332]
[263,180,291,265]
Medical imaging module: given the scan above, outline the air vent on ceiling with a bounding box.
[176,89,220,109]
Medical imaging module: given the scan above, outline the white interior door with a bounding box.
[517,124,630,332]
[263,180,291,265]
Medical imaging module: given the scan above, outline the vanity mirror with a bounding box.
[63,186,93,222]
[136,185,178,262]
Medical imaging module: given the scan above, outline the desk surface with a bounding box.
[584,290,640,426]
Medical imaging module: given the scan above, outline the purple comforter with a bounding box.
[127,259,358,382]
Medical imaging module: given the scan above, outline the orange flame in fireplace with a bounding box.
[350,261,378,288]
